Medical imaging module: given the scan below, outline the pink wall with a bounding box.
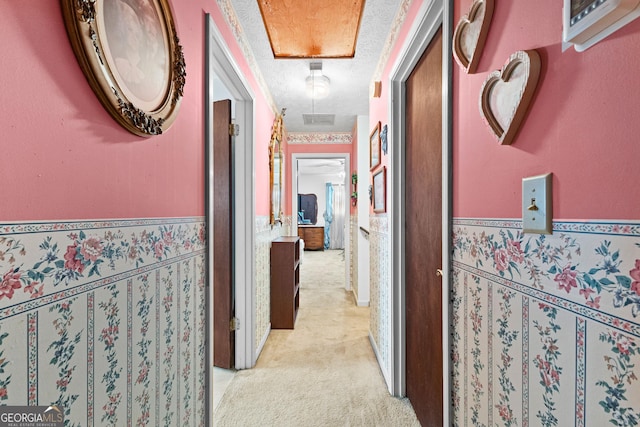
[0,1,274,221]
[453,0,640,220]
[285,142,354,215]
[368,0,425,216]
[369,1,640,221]
[369,66,393,218]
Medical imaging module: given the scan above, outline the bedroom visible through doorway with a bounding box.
[291,154,351,292]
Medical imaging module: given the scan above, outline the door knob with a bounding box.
[436,269,443,277]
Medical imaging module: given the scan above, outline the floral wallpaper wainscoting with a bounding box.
[370,215,391,383]
[0,218,206,426]
[350,215,358,299]
[451,219,640,426]
[255,216,284,353]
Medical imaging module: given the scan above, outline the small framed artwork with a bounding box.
[381,124,388,154]
[61,0,187,136]
[370,121,381,171]
[372,166,386,213]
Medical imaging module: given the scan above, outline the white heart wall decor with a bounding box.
[453,0,494,74]
[479,50,541,145]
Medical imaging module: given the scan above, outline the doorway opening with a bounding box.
[205,11,257,413]
[291,154,351,292]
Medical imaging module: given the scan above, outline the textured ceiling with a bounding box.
[298,158,346,176]
[229,0,403,133]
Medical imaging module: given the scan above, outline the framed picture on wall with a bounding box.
[60,0,186,136]
[372,166,386,213]
[563,0,640,51]
[370,121,381,171]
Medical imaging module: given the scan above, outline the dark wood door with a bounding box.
[405,28,443,426]
[213,99,234,369]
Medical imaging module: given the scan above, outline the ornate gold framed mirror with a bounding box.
[269,109,286,225]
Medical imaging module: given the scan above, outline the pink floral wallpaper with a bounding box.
[452,218,640,426]
[369,215,391,382]
[0,218,206,425]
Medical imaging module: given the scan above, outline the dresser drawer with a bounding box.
[298,226,324,250]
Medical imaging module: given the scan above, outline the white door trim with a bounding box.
[388,0,453,424]
[291,153,351,291]
[205,12,257,382]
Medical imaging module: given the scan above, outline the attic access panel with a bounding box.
[257,0,365,58]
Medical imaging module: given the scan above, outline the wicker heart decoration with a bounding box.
[479,50,541,145]
[453,0,494,73]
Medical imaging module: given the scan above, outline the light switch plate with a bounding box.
[522,173,552,234]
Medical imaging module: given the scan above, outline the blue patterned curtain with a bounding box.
[329,184,345,249]
[323,183,333,249]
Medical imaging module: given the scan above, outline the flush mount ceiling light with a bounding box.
[306,62,330,99]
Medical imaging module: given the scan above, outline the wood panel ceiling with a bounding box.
[257,0,366,58]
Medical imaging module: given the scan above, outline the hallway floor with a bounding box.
[213,366,236,412]
[213,249,420,426]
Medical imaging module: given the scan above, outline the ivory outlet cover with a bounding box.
[522,173,552,234]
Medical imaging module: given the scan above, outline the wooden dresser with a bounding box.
[297,226,324,251]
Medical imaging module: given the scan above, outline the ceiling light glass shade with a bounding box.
[305,73,330,99]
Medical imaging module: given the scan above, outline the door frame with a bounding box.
[388,0,453,423]
[205,13,256,377]
[291,153,351,291]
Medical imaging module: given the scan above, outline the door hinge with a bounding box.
[230,317,240,331]
[229,123,239,136]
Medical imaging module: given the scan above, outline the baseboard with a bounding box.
[255,323,271,363]
[350,290,358,305]
[349,289,369,307]
[369,331,392,393]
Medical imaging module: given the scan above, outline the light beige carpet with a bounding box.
[214,249,420,427]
